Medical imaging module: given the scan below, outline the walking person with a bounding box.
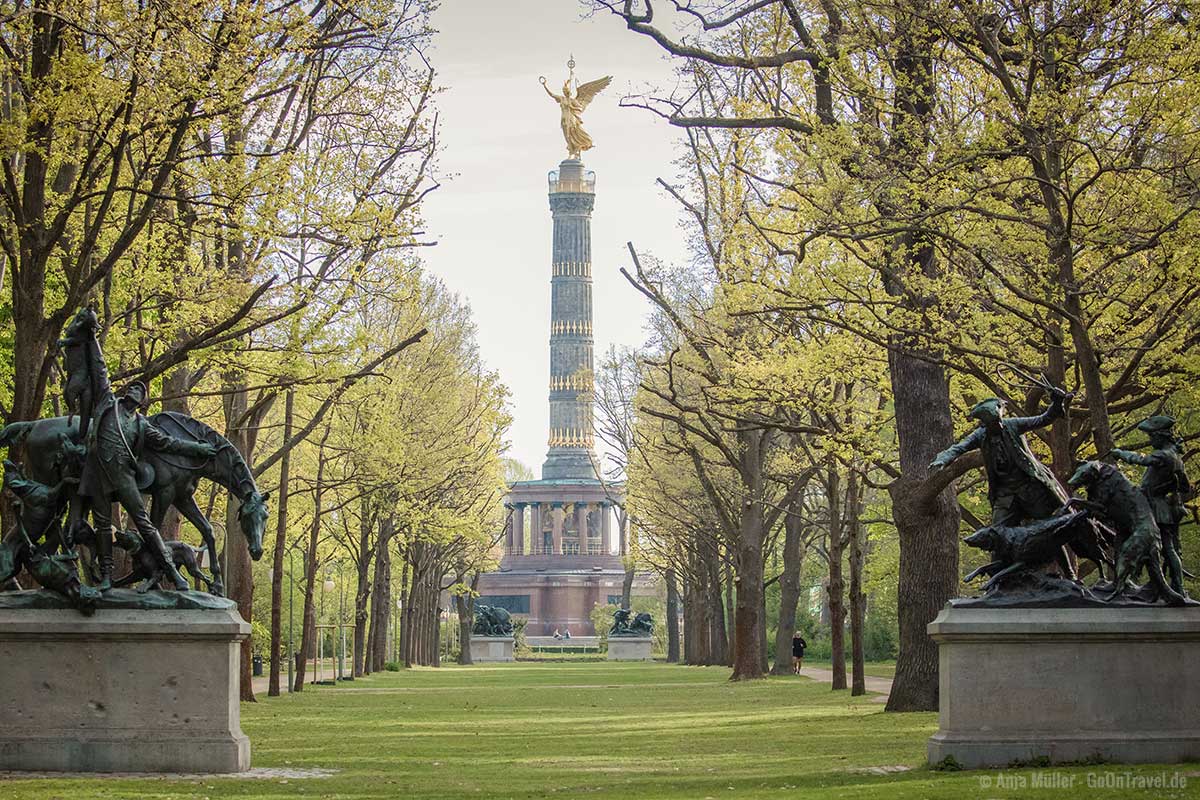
[791,631,807,674]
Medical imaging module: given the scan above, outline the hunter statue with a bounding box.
[0,307,269,609]
[934,374,1192,607]
[930,388,1070,528]
[1109,415,1192,594]
[80,380,215,591]
[472,604,515,637]
[610,608,653,637]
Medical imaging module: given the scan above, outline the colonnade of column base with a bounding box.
[503,500,623,557]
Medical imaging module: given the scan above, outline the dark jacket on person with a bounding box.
[1112,444,1191,526]
[792,636,807,658]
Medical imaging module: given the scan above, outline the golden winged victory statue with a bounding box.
[540,57,611,159]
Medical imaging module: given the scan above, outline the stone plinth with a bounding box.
[469,636,514,663]
[928,605,1200,768]
[607,636,653,661]
[0,603,250,773]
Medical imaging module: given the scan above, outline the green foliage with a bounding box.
[250,619,271,657]
[863,613,898,663]
[511,617,529,655]
[383,661,401,672]
[930,755,963,772]
[793,607,897,663]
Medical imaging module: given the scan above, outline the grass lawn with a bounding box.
[4,662,1196,799]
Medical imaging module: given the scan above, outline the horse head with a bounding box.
[237,490,270,560]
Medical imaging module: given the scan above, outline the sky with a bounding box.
[422,1,690,476]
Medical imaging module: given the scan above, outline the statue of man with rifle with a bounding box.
[78,379,216,591]
[929,367,1072,529]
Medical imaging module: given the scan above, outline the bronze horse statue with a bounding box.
[0,413,268,596]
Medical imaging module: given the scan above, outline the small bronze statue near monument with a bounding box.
[610,608,653,636]
[931,373,1194,607]
[0,306,269,610]
[473,604,515,637]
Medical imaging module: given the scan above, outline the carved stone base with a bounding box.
[0,602,250,773]
[469,636,514,662]
[928,605,1200,768]
[607,636,653,661]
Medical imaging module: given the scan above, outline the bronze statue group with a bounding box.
[0,308,269,611]
[610,608,654,636]
[931,382,1194,606]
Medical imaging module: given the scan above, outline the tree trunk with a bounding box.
[620,510,635,607]
[353,559,370,677]
[876,7,961,714]
[682,562,703,664]
[455,575,474,665]
[730,504,766,681]
[827,470,847,691]
[759,584,770,675]
[367,520,394,673]
[665,567,680,663]
[401,550,415,668]
[268,390,293,696]
[403,565,418,667]
[706,555,728,666]
[9,9,60,432]
[158,365,191,542]
[771,501,805,675]
[1045,324,1072,481]
[885,348,960,712]
[685,537,708,664]
[847,470,866,696]
[722,557,735,666]
[352,500,372,678]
